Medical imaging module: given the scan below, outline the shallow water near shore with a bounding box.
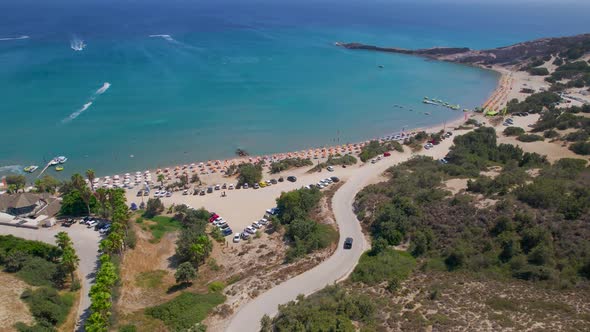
[1,0,589,178]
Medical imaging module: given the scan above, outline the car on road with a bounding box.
[233,233,241,243]
[287,176,297,182]
[344,237,353,249]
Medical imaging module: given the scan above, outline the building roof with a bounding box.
[0,192,51,211]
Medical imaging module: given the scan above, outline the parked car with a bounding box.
[259,181,266,188]
[383,152,391,157]
[143,191,149,196]
[258,218,268,225]
[439,158,449,164]
[136,190,143,197]
[278,177,284,182]
[222,183,227,189]
[270,178,278,184]
[233,233,241,243]
[344,237,353,249]
[87,220,98,228]
[166,191,172,197]
[214,184,221,190]
[327,166,334,172]
[228,184,235,190]
[222,228,233,236]
[207,186,213,193]
[241,232,251,240]
[330,176,340,183]
[245,226,256,234]
[183,189,189,195]
[252,221,261,229]
[243,183,249,189]
[287,176,297,182]
[253,183,260,189]
[99,225,111,234]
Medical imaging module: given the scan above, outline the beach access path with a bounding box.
[223,125,461,332]
[0,223,100,331]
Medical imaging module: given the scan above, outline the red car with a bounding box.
[383,152,391,157]
[209,213,219,223]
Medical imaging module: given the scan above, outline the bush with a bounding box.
[359,140,388,162]
[528,67,550,76]
[285,221,337,262]
[517,134,544,142]
[0,236,60,262]
[145,292,225,331]
[276,188,322,225]
[16,256,59,287]
[569,141,590,155]
[503,127,525,136]
[543,129,559,138]
[351,249,416,285]
[270,158,313,174]
[207,281,225,293]
[20,287,74,327]
[564,130,589,142]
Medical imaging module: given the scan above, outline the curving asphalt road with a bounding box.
[224,155,416,332]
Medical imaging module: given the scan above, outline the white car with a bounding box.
[233,233,241,243]
[252,221,261,229]
[228,184,235,190]
[258,218,268,225]
[216,221,228,228]
[327,166,334,172]
[245,226,256,234]
[154,190,160,197]
[87,220,98,228]
[99,225,111,234]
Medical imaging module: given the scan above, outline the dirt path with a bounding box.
[0,223,100,331]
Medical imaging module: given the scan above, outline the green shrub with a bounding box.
[237,163,263,186]
[20,287,74,327]
[351,249,416,285]
[528,67,549,76]
[359,141,388,162]
[569,141,590,155]
[16,256,59,287]
[207,281,225,293]
[270,158,313,173]
[517,134,544,142]
[543,129,559,138]
[0,235,60,262]
[564,130,589,142]
[145,292,225,331]
[503,127,525,136]
[118,325,137,332]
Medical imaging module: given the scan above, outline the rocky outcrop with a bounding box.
[336,33,590,66]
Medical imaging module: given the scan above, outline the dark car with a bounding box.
[222,228,233,236]
[207,186,213,193]
[278,177,284,182]
[287,176,297,182]
[136,190,143,197]
[143,191,149,196]
[270,178,278,184]
[330,176,340,183]
[344,237,353,249]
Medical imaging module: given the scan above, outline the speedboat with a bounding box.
[57,156,68,164]
[55,166,64,171]
[24,165,39,173]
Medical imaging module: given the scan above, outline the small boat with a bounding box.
[57,156,68,164]
[24,165,39,173]
[55,166,64,171]
[49,158,59,166]
[424,112,431,115]
[378,65,384,68]
[423,100,438,105]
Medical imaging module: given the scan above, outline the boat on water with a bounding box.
[423,100,438,105]
[57,156,68,164]
[55,166,64,172]
[24,165,39,173]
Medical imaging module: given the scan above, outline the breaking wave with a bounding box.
[62,82,111,123]
[0,35,29,41]
[70,37,86,51]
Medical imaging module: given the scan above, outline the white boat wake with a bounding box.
[62,82,111,123]
[149,34,175,42]
[0,35,29,41]
[70,37,86,51]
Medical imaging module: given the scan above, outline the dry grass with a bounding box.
[58,285,81,332]
[0,272,34,330]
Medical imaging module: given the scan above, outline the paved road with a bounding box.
[225,140,452,331]
[0,223,101,331]
[224,158,412,331]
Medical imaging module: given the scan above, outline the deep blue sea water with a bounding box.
[1,0,589,178]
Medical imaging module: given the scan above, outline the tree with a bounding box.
[6,175,26,193]
[190,173,200,184]
[34,175,61,194]
[157,174,165,187]
[144,198,164,218]
[260,315,273,332]
[55,232,79,285]
[86,169,96,192]
[237,163,262,186]
[174,262,197,284]
[4,250,28,272]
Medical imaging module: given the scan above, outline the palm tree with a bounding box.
[86,169,96,192]
[61,246,80,284]
[55,231,73,249]
[157,173,165,188]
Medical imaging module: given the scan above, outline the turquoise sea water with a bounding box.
[1,0,589,178]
